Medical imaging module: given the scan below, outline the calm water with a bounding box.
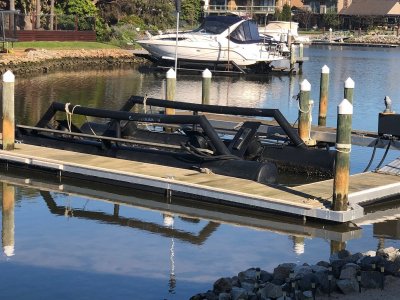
[1,45,400,299]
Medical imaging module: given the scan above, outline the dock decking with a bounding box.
[0,143,399,223]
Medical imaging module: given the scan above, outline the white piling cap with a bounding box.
[345,77,355,89]
[202,68,212,78]
[3,245,15,257]
[166,68,176,79]
[2,70,15,83]
[163,215,174,227]
[300,79,311,91]
[321,65,330,74]
[338,99,353,115]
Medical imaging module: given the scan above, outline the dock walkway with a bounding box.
[0,143,399,223]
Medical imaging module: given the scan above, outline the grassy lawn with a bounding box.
[12,41,120,50]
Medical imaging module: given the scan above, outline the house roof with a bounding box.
[340,0,400,16]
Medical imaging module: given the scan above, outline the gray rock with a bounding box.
[340,263,360,279]
[315,270,337,294]
[297,273,318,291]
[238,269,257,283]
[214,277,233,294]
[331,259,346,278]
[273,263,296,284]
[302,290,313,299]
[231,287,248,300]
[345,252,364,264]
[240,282,255,293]
[337,249,351,259]
[231,276,240,287]
[359,255,384,271]
[362,250,376,257]
[191,290,218,300]
[377,247,399,261]
[336,278,359,294]
[258,282,283,299]
[260,270,273,283]
[293,265,312,277]
[384,259,400,276]
[316,261,330,268]
[311,264,328,273]
[361,270,383,289]
[219,292,231,300]
[277,296,293,300]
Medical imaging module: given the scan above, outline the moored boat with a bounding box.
[136,15,288,72]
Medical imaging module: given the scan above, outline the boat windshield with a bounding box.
[194,15,243,34]
[230,20,260,43]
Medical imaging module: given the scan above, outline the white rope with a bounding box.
[65,102,80,132]
[335,148,352,154]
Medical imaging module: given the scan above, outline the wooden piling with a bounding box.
[202,69,212,105]
[332,99,353,211]
[344,77,355,104]
[165,68,176,115]
[318,65,330,126]
[2,182,15,257]
[290,44,296,71]
[298,79,315,145]
[298,43,304,60]
[2,70,15,150]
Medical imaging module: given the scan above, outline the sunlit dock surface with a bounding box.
[0,143,399,223]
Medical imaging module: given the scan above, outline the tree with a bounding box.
[280,4,292,21]
[322,11,341,30]
[181,0,201,27]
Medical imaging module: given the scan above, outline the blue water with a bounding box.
[1,45,400,299]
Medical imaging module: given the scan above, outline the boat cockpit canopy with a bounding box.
[194,15,260,43]
[194,15,243,34]
[230,20,260,43]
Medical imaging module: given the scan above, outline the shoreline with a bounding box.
[0,49,146,75]
[190,247,400,300]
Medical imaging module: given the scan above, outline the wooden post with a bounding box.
[165,68,176,116]
[298,79,315,145]
[344,77,355,104]
[332,99,353,211]
[318,65,330,126]
[290,44,296,71]
[2,182,15,257]
[298,43,304,60]
[202,69,212,105]
[2,70,15,150]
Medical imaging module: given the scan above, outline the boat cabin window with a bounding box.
[194,16,243,34]
[230,20,260,44]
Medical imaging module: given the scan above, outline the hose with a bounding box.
[363,138,379,172]
[375,139,392,171]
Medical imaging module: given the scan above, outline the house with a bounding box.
[340,0,400,29]
[204,0,302,24]
[301,0,348,14]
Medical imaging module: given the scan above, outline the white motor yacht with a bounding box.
[136,15,287,72]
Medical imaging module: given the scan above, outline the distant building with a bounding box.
[340,0,400,29]
[204,0,303,24]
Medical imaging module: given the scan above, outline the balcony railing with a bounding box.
[207,5,277,15]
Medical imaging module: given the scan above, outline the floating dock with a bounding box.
[1,142,399,223]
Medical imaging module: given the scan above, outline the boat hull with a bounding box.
[137,38,285,68]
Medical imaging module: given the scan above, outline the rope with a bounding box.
[335,148,351,154]
[65,102,80,132]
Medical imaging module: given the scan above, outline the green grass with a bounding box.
[12,41,120,50]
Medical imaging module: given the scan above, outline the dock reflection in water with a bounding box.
[1,167,400,299]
